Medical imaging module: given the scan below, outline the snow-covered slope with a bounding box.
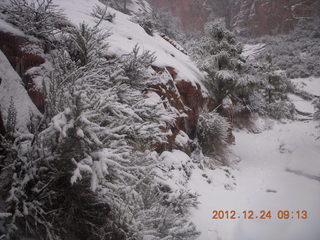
[189,80,320,239]
[292,77,320,98]
[0,50,41,132]
[53,0,206,88]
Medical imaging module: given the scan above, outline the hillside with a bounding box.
[149,0,320,37]
[0,1,319,240]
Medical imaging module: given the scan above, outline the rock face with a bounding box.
[230,0,320,37]
[148,0,212,32]
[149,0,320,37]
[150,65,214,153]
[0,31,46,112]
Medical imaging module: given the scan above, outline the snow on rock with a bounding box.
[288,93,314,114]
[291,77,320,97]
[0,50,41,132]
[53,0,206,89]
[174,130,191,147]
[242,43,266,60]
[157,150,194,191]
[0,18,25,37]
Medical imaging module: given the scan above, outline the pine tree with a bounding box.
[1,20,199,240]
[261,54,291,104]
[191,20,255,111]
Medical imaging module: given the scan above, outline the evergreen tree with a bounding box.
[1,21,199,240]
[260,54,291,104]
[191,20,256,111]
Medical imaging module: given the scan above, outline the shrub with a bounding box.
[197,112,230,154]
[1,0,67,39]
[267,100,295,120]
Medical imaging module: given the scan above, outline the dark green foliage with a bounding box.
[197,112,230,155]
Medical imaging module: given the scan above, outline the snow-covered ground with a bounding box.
[189,79,320,240]
[292,77,320,97]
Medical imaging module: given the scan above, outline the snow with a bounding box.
[242,43,266,60]
[190,119,320,240]
[157,150,193,191]
[0,18,25,37]
[0,50,41,132]
[175,130,190,147]
[127,0,151,14]
[288,93,314,114]
[291,77,320,97]
[189,79,320,239]
[53,0,206,89]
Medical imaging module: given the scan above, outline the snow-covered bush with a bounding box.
[259,54,292,104]
[1,0,67,39]
[0,19,198,240]
[250,54,295,119]
[191,20,257,112]
[119,44,156,87]
[197,111,230,154]
[91,5,115,23]
[267,100,295,120]
[63,22,109,67]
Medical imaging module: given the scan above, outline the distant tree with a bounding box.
[191,20,256,112]
[134,8,183,40]
[260,54,291,104]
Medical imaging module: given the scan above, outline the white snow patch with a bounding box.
[291,77,320,97]
[242,43,266,60]
[157,150,193,191]
[175,130,190,147]
[288,93,314,114]
[0,18,26,37]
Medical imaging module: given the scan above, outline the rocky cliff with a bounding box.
[230,0,320,37]
[0,0,214,152]
[149,0,320,37]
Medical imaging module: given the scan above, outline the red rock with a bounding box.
[147,66,216,152]
[166,66,177,80]
[0,31,46,113]
[149,0,320,37]
[230,0,320,37]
